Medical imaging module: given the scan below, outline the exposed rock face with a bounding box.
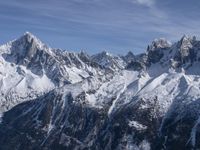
[121,51,136,63]
[148,38,172,51]
[1,85,200,150]
[146,38,171,64]
[0,91,107,150]
[92,51,126,71]
[126,61,144,71]
[174,35,197,65]
[1,33,200,150]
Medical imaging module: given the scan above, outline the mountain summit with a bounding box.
[0,33,200,149]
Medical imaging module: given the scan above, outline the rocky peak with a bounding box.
[8,32,51,65]
[92,51,125,70]
[78,51,91,61]
[14,32,47,51]
[122,51,135,63]
[77,51,94,66]
[147,38,172,51]
[101,50,112,56]
[174,35,197,64]
[146,38,171,64]
[126,51,134,57]
[178,35,194,50]
[3,33,68,84]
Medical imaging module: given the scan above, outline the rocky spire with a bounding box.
[147,38,172,51]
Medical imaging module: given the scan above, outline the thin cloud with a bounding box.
[132,0,155,7]
[131,0,167,19]
[1,0,200,54]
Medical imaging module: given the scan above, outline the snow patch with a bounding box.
[128,120,147,131]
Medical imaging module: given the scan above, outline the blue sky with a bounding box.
[0,0,200,54]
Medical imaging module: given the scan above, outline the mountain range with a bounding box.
[0,32,200,150]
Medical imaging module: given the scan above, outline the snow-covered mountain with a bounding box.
[0,33,200,149]
[0,32,107,113]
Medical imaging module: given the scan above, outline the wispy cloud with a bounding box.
[1,0,200,54]
[131,0,167,19]
[132,0,155,8]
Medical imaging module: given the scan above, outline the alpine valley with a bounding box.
[0,32,200,150]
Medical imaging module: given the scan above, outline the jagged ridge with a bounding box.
[0,33,200,149]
